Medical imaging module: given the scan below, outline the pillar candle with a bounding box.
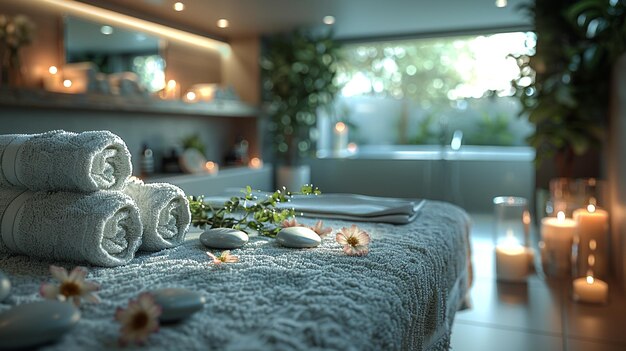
[540,211,577,276]
[495,232,529,282]
[572,275,608,304]
[573,205,609,277]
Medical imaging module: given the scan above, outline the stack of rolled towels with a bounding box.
[0,130,191,267]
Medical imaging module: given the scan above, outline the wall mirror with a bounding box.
[64,15,166,92]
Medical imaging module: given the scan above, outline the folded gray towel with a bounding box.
[0,130,132,192]
[0,189,142,267]
[123,179,190,251]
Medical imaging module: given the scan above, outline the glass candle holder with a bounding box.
[540,211,577,277]
[493,196,531,282]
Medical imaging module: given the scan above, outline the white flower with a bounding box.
[115,292,162,346]
[40,265,100,306]
[336,225,371,256]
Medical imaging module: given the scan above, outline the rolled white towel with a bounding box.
[123,178,190,251]
[0,189,142,267]
[0,130,132,192]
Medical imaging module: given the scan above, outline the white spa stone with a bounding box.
[200,228,249,249]
[276,227,321,248]
[0,300,80,349]
[0,271,10,302]
[151,288,206,322]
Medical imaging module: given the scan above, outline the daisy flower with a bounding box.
[115,292,162,346]
[40,265,100,306]
[309,220,332,237]
[281,218,300,228]
[336,225,371,256]
[207,250,239,265]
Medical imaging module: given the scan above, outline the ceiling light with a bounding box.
[216,19,229,28]
[323,15,335,25]
[173,2,184,11]
[33,0,230,55]
[100,25,113,35]
[495,0,507,8]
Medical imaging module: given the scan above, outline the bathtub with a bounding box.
[309,145,535,213]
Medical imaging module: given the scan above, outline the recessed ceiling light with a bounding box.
[173,2,185,11]
[323,15,335,25]
[495,0,507,8]
[100,25,113,35]
[216,19,229,28]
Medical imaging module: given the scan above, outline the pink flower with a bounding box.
[40,265,100,306]
[281,218,300,228]
[309,220,332,237]
[336,225,371,256]
[115,292,161,346]
[207,250,239,265]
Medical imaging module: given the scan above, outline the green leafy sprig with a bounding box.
[188,185,321,237]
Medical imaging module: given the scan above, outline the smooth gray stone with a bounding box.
[0,300,80,350]
[200,228,249,249]
[276,227,321,248]
[0,271,9,302]
[151,288,206,323]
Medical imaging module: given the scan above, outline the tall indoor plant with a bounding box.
[515,0,626,178]
[261,28,341,189]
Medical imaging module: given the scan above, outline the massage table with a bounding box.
[0,200,471,350]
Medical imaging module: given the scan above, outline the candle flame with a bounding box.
[334,122,347,133]
[248,157,263,169]
[347,142,358,153]
[48,66,58,74]
[587,204,596,213]
[557,211,565,221]
[167,79,177,89]
[186,91,196,101]
[205,161,217,172]
[63,79,72,88]
[586,275,594,284]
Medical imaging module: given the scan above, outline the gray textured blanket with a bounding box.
[0,200,470,351]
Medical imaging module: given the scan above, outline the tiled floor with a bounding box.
[451,214,626,351]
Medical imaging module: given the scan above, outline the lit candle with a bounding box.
[540,211,577,275]
[161,79,180,100]
[184,91,197,102]
[205,161,219,175]
[333,122,348,154]
[248,157,263,169]
[495,229,529,282]
[572,275,608,304]
[573,204,609,277]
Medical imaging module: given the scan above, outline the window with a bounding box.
[327,31,536,148]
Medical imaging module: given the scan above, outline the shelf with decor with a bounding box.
[0,87,258,118]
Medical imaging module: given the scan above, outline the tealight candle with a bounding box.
[573,204,609,277]
[248,157,263,169]
[495,230,529,282]
[572,275,608,304]
[540,211,577,276]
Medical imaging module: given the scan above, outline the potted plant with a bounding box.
[514,0,626,178]
[261,28,341,190]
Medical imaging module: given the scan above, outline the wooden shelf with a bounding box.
[0,87,257,118]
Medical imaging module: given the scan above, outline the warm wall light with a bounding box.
[216,19,229,28]
[48,66,58,74]
[323,15,335,25]
[30,0,230,55]
[173,2,185,12]
[495,0,507,8]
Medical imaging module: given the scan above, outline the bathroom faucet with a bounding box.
[450,130,463,151]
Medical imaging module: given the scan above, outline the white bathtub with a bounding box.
[309,145,535,213]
